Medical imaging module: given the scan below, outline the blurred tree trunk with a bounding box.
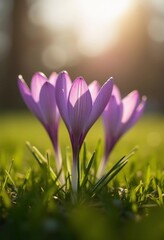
[4,0,26,109]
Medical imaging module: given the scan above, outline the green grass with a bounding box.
[0,111,164,240]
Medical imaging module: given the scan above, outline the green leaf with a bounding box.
[1,159,14,192]
[80,152,95,189]
[89,148,136,195]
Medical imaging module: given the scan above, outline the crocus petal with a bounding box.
[103,95,122,137]
[121,90,140,123]
[55,71,72,129]
[49,72,58,86]
[122,96,147,134]
[68,77,92,136]
[18,76,42,121]
[31,72,47,102]
[112,85,121,103]
[85,77,113,132]
[88,80,100,102]
[39,82,59,127]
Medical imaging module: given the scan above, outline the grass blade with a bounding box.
[90,148,136,195]
[80,152,95,189]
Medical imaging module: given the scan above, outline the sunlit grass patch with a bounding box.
[0,112,163,239]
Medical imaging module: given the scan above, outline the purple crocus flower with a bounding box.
[98,84,147,177]
[55,71,113,191]
[18,72,63,176]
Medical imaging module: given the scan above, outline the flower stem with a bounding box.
[96,156,107,179]
[48,127,65,185]
[54,142,65,186]
[72,146,80,192]
[97,141,115,179]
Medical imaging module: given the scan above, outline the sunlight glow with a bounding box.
[28,0,135,65]
[149,0,164,14]
[148,1,164,43]
[76,0,133,24]
[148,17,164,43]
[75,0,134,56]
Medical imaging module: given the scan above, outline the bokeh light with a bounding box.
[28,0,135,59]
[0,0,164,110]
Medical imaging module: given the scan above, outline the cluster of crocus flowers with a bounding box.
[18,71,146,191]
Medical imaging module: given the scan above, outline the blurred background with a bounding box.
[0,0,164,111]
